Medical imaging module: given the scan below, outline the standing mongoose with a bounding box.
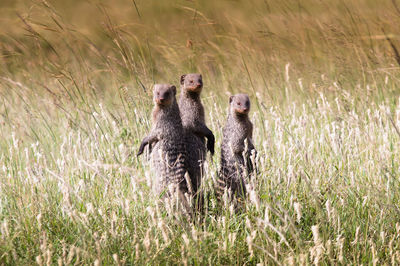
[216,93,257,201]
[179,73,215,195]
[137,84,191,207]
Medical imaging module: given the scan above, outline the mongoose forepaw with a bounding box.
[217,94,256,202]
[207,134,215,155]
[137,141,147,157]
[207,141,215,155]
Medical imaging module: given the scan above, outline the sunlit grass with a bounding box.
[1,0,400,264]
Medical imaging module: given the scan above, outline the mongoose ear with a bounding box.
[180,75,186,85]
[229,96,234,103]
[170,85,177,95]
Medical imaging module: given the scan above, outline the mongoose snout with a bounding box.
[217,93,257,202]
[178,73,215,207]
[153,84,176,106]
[180,73,203,92]
[137,83,192,215]
[179,73,215,155]
[137,84,178,156]
[230,93,251,115]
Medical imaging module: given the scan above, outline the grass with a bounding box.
[1,0,400,264]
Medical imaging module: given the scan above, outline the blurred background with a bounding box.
[1,0,400,100]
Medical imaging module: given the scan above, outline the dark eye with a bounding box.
[157,92,160,96]
[190,80,194,83]
[237,102,241,106]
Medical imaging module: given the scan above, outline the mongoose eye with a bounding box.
[237,102,241,106]
[190,80,194,84]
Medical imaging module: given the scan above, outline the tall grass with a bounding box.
[1,0,400,264]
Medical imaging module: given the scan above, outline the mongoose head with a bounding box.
[229,94,251,116]
[153,84,177,107]
[180,73,203,93]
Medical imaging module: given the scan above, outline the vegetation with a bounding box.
[1,0,400,264]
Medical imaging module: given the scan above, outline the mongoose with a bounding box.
[179,73,215,194]
[137,84,191,205]
[216,93,257,201]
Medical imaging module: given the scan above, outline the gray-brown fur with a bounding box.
[217,94,257,200]
[178,74,215,194]
[137,84,189,197]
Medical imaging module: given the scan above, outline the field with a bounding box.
[1,0,400,264]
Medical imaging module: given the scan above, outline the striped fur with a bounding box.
[178,74,214,195]
[138,84,190,198]
[216,94,257,201]
[182,132,206,192]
